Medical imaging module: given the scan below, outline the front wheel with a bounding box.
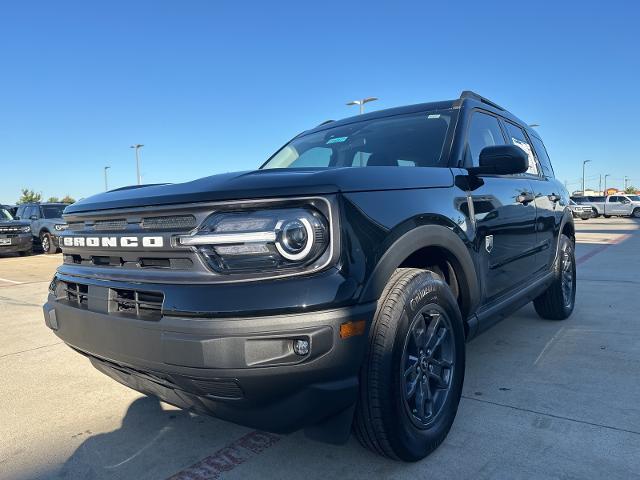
[354,268,465,461]
[40,233,56,254]
[533,234,576,320]
[633,208,640,218]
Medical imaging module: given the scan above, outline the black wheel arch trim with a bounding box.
[360,224,480,322]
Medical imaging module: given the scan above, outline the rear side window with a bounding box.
[529,136,555,178]
[504,122,538,175]
[15,206,25,219]
[466,112,507,167]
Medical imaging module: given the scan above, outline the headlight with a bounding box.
[20,226,31,233]
[54,224,68,231]
[177,206,330,274]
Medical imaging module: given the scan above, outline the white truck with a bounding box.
[576,194,640,218]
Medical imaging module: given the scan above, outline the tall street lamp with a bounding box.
[582,160,592,195]
[604,173,611,216]
[346,97,378,114]
[130,144,144,185]
[104,166,111,191]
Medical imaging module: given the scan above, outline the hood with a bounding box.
[66,167,454,214]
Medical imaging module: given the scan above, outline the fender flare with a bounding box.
[555,209,575,260]
[360,224,481,318]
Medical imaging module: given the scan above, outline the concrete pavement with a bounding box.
[1,217,639,479]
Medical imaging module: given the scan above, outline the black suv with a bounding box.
[15,203,68,253]
[43,91,575,461]
[0,207,33,256]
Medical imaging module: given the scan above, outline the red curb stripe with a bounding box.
[167,431,281,480]
[576,234,630,266]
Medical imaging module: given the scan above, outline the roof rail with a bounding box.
[317,119,334,127]
[459,91,505,111]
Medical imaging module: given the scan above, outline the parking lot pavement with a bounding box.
[1,217,639,480]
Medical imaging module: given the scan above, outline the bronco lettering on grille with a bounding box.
[62,236,164,248]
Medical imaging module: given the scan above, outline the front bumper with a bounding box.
[43,290,375,433]
[0,234,33,253]
[572,209,593,219]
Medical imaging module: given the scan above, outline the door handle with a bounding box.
[517,192,535,204]
[548,193,561,203]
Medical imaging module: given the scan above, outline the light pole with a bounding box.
[624,176,629,191]
[582,160,592,196]
[104,166,111,191]
[346,97,378,114]
[604,173,610,216]
[130,144,144,185]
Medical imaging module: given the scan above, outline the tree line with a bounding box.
[16,188,76,205]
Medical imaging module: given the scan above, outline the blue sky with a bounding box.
[1,0,638,203]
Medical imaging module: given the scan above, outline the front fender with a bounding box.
[359,224,480,317]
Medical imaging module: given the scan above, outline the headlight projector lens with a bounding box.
[276,217,314,261]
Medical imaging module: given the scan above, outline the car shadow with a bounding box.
[52,396,201,480]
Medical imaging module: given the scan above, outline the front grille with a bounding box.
[111,289,164,320]
[0,227,23,234]
[67,215,197,233]
[94,219,127,231]
[142,215,196,230]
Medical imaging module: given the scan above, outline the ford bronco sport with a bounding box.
[15,202,68,254]
[43,91,576,461]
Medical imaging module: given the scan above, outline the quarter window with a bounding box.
[504,122,538,175]
[530,136,555,178]
[466,112,507,167]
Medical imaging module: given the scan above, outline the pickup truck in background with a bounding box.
[571,195,640,218]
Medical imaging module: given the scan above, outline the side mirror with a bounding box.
[468,145,529,176]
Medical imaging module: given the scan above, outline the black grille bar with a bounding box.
[111,288,164,320]
[63,282,89,306]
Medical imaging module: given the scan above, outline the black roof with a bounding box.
[302,90,530,137]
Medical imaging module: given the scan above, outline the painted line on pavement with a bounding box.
[167,431,281,480]
[0,276,21,284]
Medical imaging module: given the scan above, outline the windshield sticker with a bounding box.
[427,114,441,119]
[326,136,348,144]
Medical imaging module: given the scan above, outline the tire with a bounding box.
[354,268,465,461]
[533,234,576,320]
[591,208,599,218]
[603,214,611,218]
[633,208,640,219]
[40,232,55,254]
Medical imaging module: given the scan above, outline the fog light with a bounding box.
[293,339,310,356]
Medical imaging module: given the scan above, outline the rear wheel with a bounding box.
[354,268,465,461]
[533,234,576,320]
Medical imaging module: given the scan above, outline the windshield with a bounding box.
[261,110,454,170]
[627,195,640,201]
[0,208,12,221]
[42,205,65,219]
